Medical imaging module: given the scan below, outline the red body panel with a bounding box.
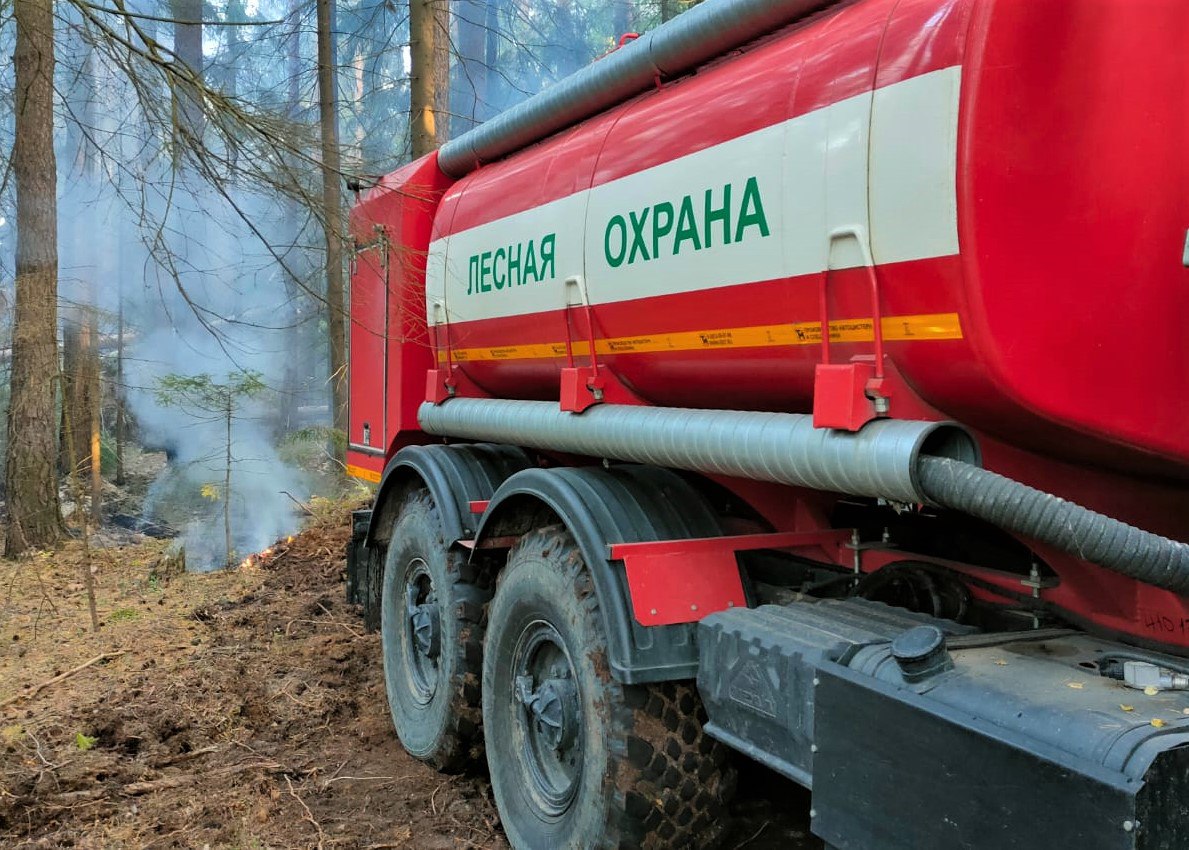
[349,0,1189,649]
[346,155,454,480]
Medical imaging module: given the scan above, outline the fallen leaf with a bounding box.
[994,660,1007,666]
[1152,718,1166,728]
[1120,705,1134,712]
[1067,682,1084,690]
[1145,686,1160,696]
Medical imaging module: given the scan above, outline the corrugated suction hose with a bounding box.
[918,456,1189,595]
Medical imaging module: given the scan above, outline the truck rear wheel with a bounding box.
[483,526,734,850]
[380,488,485,772]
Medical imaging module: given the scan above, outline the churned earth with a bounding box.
[0,500,817,849]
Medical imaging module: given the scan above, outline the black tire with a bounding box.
[483,526,735,850]
[381,488,486,772]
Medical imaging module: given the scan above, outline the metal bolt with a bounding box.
[1123,821,1135,833]
[809,809,817,819]
[726,601,735,608]
[690,604,698,612]
[650,608,658,616]
[813,677,820,687]
[810,744,818,753]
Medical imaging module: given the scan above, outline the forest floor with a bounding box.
[0,499,817,849]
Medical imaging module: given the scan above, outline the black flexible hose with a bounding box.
[917,456,1189,594]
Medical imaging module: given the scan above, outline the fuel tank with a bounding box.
[424,0,1189,479]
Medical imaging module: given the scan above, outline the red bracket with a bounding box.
[425,366,489,405]
[609,530,852,626]
[813,360,890,431]
[559,367,644,413]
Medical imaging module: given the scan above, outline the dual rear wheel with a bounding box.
[381,490,734,849]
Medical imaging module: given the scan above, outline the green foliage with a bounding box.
[278,426,345,467]
[108,608,140,623]
[99,435,118,477]
[75,732,97,751]
[155,370,267,415]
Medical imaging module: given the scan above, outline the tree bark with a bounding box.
[60,39,104,522]
[224,396,232,565]
[613,1,634,37]
[115,298,125,486]
[410,0,450,157]
[170,0,205,150]
[278,0,304,436]
[7,0,63,555]
[316,0,347,458]
[453,0,488,134]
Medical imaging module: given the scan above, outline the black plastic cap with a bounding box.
[892,626,951,682]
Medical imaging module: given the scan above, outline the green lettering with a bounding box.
[493,247,507,289]
[735,177,770,243]
[628,208,651,264]
[524,240,538,283]
[652,202,674,259]
[480,251,493,292]
[507,243,522,287]
[705,184,732,248]
[540,234,556,281]
[605,216,628,268]
[467,255,479,295]
[673,195,702,255]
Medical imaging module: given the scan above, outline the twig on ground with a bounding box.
[284,617,363,638]
[281,490,316,516]
[285,775,326,850]
[148,744,219,769]
[1,651,127,710]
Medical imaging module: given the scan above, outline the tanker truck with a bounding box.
[343,0,1189,846]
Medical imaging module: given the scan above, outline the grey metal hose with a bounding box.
[419,399,1189,594]
[918,456,1189,594]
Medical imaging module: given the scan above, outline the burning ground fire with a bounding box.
[238,535,296,569]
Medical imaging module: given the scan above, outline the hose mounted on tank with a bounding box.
[418,399,1189,595]
[916,457,1189,594]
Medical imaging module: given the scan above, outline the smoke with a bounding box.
[59,162,326,570]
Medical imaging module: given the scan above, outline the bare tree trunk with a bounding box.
[63,397,98,631]
[485,0,502,116]
[410,0,451,157]
[6,0,63,556]
[60,41,104,525]
[453,0,488,133]
[115,298,125,486]
[277,0,304,435]
[170,0,205,151]
[224,396,232,565]
[613,1,634,36]
[315,0,347,460]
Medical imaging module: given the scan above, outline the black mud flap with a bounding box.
[813,664,1140,850]
[346,508,384,631]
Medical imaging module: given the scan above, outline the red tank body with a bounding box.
[349,0,1189,649]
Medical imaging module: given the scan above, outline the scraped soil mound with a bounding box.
[0,503,502,849]
[0,502,815,849]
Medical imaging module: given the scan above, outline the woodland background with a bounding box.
[0,0,703,565]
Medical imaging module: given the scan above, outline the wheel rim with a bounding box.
[402,558,440,704]
[511,619,582,818]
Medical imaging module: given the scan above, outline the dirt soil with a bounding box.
[0,500,817,849]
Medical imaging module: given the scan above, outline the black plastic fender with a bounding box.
[365,443,532,549]
[472,465,724,684]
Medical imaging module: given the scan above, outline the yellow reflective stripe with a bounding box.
[442,313,962,363]
[346,464,382,484]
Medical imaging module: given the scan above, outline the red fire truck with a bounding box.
[345,1,1189,847]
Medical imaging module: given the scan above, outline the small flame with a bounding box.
[236,537,292,570]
